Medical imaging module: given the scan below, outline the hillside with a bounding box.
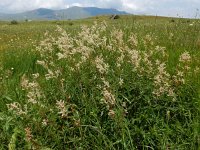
[0,6,128,20]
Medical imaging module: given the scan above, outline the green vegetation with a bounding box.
[0,15,200,149]
[10,20,18,25]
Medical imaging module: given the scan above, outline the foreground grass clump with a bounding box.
[0,20,200,149]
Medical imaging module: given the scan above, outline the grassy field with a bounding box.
[0,15,200,149]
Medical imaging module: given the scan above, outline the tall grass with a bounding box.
[0,16,200,149]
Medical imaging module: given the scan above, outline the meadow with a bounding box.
[0,15,200,149]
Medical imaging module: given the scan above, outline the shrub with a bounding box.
[110,15,120,20]
[10,20,18,25]
[170,19,175,23]
[68,22,74,26]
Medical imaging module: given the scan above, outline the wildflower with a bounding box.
[179,51,191,62]
[45,69,56,80]
[95,55,109,74]
[155,46,166,57]
[177,71,184,77]
[108,109,115,118]
[155,60,161,65]
[101,77,110,88]
[129,34,138,47]
[56,100,68,118]
[32,73,39,79]
[167,88,176,97]
[42,119,48,127]
[144,34,153,46]
[128,49,141,68]
[119,78,124,86]
[27,92,38,104]
[102,88,116,107]
[184,65,191,71]
[36,60,48,69]
[21,75,43,104]
[116,52,125,68]
[74,119,81,127]
[21,75,29,90]
[142,52,153,73]
[153,63,175,99]
[25,127,33,142]
[7,102,27,115]
[57,52,65,60]
[111,29,124,46]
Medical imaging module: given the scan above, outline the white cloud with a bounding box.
[0,0,199,17]
[0,0,68,13]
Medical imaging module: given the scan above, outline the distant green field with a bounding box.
[0,15,200,149]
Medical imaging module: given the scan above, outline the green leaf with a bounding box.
[41,148,52,150]
[0,112,7,120]
[3,96,13,101]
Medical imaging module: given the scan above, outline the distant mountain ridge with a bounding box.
[0,6,129,20]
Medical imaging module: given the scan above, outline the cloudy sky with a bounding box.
[0,0,199,18]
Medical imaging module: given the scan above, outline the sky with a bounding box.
[0,0,200,18]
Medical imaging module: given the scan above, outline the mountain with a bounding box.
[84,7,128,16]
[0,7,129,20]
[56,7,91,20]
